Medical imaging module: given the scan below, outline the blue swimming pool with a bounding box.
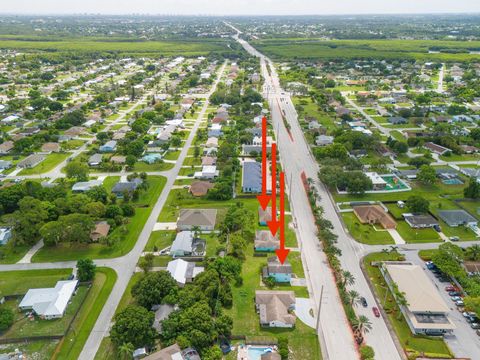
[442,178,463,185]
[247,347,274,360]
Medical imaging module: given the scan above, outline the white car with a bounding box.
[455,300,465,307]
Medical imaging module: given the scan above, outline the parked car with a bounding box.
[445,285,456,292]
[471,323,480,329]
[463,311,476,318]
[372,307,380,317]
[455,300,465,307]
[448,291,461,297]
[451,296,462,301]
[476,329,480,337]
[438,277,450,283]
[360,297,368,308]
[433,224,441,232]
[450,236,459,242]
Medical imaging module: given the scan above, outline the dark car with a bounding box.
[471,323,480,329]
[445,285,456,292]
[448,291,461,297]
[372,307,380,317]
[360,297,368,307]
[433,224,441,232]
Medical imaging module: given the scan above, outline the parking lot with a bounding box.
[404,251,480,359]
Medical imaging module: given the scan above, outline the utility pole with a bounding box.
[316,285,324,333]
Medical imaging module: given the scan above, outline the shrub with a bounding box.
[360,344,375,360]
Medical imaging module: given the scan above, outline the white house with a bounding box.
[167,259,204,286]
[194,165,219,180]
[19,280,78,319]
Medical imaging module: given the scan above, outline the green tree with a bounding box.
[406,195,430,213]
[118,342,134,360]
[0,307,14,331]
[138,253,154,273]
[417,165,436,185]
[77,258,96,282]
[353,315,372,335]
[65,162,89,181]
[464,177,480,199]
[359,345,375,360]
[110,305,156,348]
[131,271,178,309]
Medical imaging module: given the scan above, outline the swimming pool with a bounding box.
[247,347,274,360]
[442,178,463,185]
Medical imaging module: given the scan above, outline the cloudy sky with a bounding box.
[1,0,479,15]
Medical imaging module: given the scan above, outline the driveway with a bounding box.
[295,298,316,328]
[387,229,406,245]
[153,222,177,231]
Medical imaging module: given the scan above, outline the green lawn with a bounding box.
[0,268,72,296]
[163,151,181,160]
[0,339,59,360]
[395,221,442,243]
[0,243,32,264]
[363,252,452,357]
[133,161,175,172]
[32,176,167,262]
[144,230,176,252]
[342,212,394,245]
[18,153,70,175]
[102,176,121,192]
[52,267,117,360]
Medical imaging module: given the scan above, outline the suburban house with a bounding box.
[194,165,219,180]
[437,210,477,227]
[177,209,217,231]
[0,160,12,170]
[207,123,223,137]
[242,136,273,155]
[201,156,216,166]
[19,280,79,320]
[0,141,14,154]
[403,213,439,229]
[90,221,110,242]
[170,231,206,258]
[388,116,407,125]
[151,304,176,333]
[99,140,117,153]
[111,178,142,198]
[365,172,387,191]
[142,345,201,360]
[72,180,103,192]
[40,142,61,153]
[258,206,272,226]
[142,153,162,164]
[110,155,126,164]
[88,153,103,167]
[64,126,86,138]
[353,204,397,229]
[380,262,455,335]
[315,135,334,147]
[254,230,279,252]
[17,154,46,169]
[424,142,450,156]
[263,257,292,283]
[255,290,296,328]
[167,259,204,286]
[0,227,12,246]
[242,161,262,193]
[189,181,214,197]
[205,137,218,148]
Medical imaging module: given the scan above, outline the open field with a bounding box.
[0,38,230,56]
[253,39,480,62]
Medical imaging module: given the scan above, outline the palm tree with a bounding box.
[348,289,360,307]
[353,315,372,335]
[342,270,355,288]
[118,342,134,360]
[466,245,480,261]
[192,225,201,239]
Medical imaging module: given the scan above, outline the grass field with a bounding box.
[363,252,452,357]
[52,268,117,360]
[133,161,174,172]
[0,38,230,56]
[18,153,70,175]
[395,221,442,243]
[32,176,167,262]
[254,38,480,62]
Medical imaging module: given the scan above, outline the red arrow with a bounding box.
[267,143,280,236]
[257,116,270,210]
[275,171,290,264]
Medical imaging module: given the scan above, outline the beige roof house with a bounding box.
[110,155,126,164]
[90,221,110,242]
[254,230,279,251]
[353,205,396,229]
[258,206,272,225]
[0,141,14,154]
[41,142,61,153]
[255,290,296,328]
[201,156,216,166]
[64,126,86,137]
[143,344,182,360]
[177,209,217,231]
[205,137,218,148]
[189,181,214,197]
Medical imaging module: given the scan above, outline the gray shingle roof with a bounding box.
[242,161,262,190]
